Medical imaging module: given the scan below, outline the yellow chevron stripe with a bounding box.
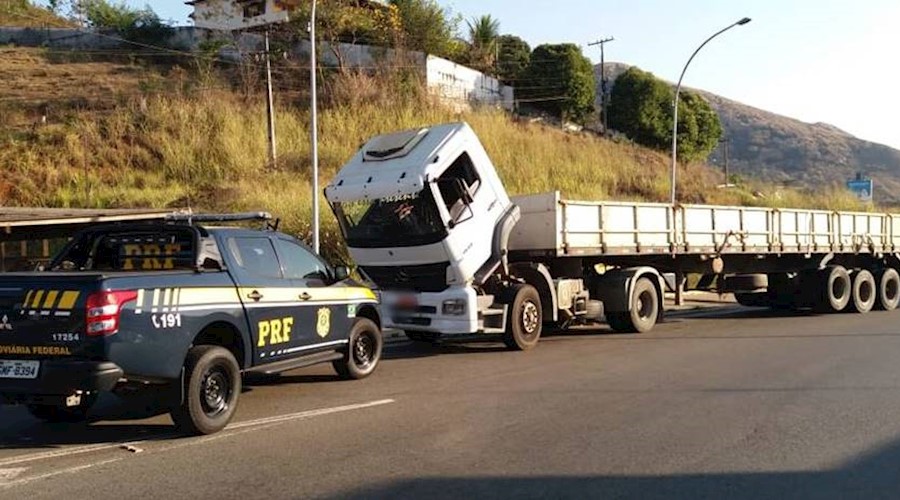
[31,290,45,309]
[57,291,80,310]
[42,290,60,310]
[23,290,33,308]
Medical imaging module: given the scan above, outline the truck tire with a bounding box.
[607,277,659,334]
[27,393,98,424]
[170,345,241,436]
[333,318,383,380]
[501,284,542,351]
[849,269,876,314]
[814,265,851,313]
[875,268,900,311]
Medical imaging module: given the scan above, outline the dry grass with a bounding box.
[0,48,870,262]
[0,0,73,27]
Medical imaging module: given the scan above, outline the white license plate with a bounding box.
[0,360,40,379]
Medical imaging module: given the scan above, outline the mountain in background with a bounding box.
[595,63,900,205]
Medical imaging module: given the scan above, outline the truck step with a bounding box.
[245,350,344,376]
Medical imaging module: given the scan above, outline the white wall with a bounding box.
[425,56,514,111]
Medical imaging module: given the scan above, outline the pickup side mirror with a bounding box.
[333,265,351,281]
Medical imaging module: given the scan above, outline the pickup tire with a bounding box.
[170,345,241,436]
[27,393,98,424]
[333,318,382,380]
[501,284,542,351]
[607,277,659,334]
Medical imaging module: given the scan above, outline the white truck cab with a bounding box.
[325,123,523,340]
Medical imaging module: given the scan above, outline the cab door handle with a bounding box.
[247,290,263,302]
[299,292,312,301]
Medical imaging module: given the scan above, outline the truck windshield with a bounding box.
[333,189,447,248]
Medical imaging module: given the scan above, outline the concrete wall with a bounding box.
[425,55,514,111]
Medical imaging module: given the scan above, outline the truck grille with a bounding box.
[361,262,450,293]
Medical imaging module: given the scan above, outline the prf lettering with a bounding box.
[257,317,294,347]
[122,244,182,270]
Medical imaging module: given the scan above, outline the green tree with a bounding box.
[521,43,596,124]
[465,14,500,73]
[496,34,530,85]
[608,67,723,161]
[389,0,460,60]
[72,0,171,44]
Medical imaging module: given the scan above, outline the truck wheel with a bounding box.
[875,268,900,311]
[170,345,241,435]
[850,269,876,314]
[814,265,851,313]
[501,284,542,351]
[27,393,98,424]
[608,277,659,334]
[333,318,383,380]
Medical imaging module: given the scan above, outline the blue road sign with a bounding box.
[847,178,874,203]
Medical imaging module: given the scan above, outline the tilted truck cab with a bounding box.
[326,124,524,338]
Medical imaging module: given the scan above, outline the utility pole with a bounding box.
[264,29,277,167]
[719,136,730,185]
[588,37,614,136]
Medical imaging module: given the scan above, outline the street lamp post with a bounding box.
[670,17,751,205]
[310,0,320,254]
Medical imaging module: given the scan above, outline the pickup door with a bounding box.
[221,233,356,365]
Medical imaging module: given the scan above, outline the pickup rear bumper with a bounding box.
[0,360,123,404]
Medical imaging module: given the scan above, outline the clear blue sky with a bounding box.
[50,0,900,149]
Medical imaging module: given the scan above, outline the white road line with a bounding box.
[227,399,395,430]
[0,458,122,489]
[0,468,27,483]
[0,399,395,468]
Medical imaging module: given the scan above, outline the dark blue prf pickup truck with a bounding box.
[0,214,382,435]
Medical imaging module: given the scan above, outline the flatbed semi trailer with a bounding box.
[325,122,900,350]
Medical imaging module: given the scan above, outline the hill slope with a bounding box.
[0,48,862,260]
[0,0,73,27]
[596,63,900,204]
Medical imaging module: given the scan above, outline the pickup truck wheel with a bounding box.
[170,345,240,435]
[27,393,98,424]
[608,277,659,333]
[875,268,900,311]
[501,284,542,351]
[333,318,383,380]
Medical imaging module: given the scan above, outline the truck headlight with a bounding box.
[442,299,467,316]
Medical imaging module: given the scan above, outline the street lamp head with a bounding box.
[736,17,752,26]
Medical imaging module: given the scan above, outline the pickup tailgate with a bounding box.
[0,273,102,361]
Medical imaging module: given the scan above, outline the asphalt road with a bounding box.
[3,304,900,499]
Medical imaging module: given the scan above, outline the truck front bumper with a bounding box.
[0,360,123,404]
[381,287,479,335]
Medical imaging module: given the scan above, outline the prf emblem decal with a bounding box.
[0,315,11,331]
[317,308,331,338]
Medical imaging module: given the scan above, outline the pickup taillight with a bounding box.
[85,290,138,337]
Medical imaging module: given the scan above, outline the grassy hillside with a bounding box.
[1,47,863,261]
[0,0,73,27]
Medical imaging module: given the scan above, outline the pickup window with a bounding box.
[227,237,283,279]
[51,229,196,271]
[276,239,329,280]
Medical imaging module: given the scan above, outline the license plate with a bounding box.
[0,360,39,379]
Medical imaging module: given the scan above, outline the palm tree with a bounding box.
[466,14,500,73]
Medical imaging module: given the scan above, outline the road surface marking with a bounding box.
[0,459,122,489]
[0,468,27,483]
[0,399,395,468]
